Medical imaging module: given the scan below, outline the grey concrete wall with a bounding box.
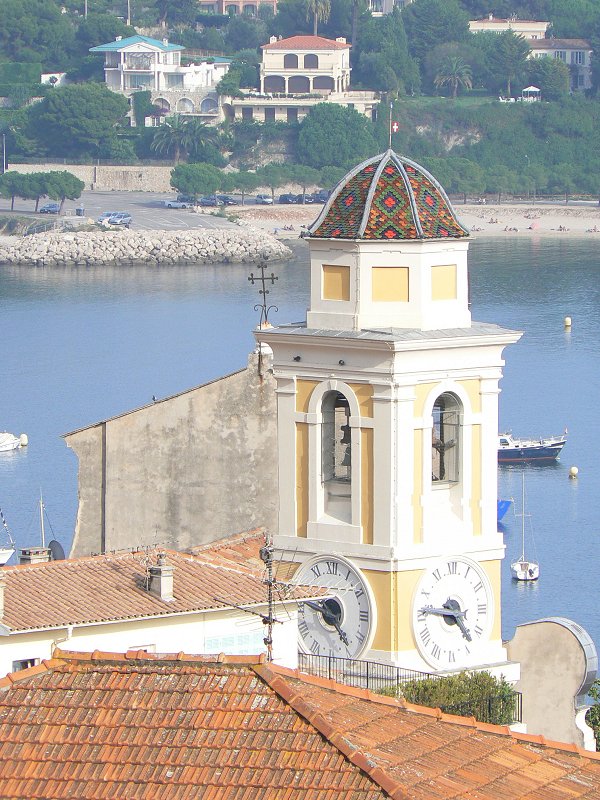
[506,619,596,747]
[66,349,278,556]
[8,164,174,192]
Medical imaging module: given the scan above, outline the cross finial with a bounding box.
[248,253,278,328]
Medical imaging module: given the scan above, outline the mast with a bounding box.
[39,492,46,548]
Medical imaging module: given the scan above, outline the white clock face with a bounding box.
[294,556,375,659]
[412,557,493,669]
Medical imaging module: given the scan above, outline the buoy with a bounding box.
[569,466,578,478]
[19,434,28,447]
[564,316,572,328]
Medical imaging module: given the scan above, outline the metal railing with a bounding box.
[298,652,522,724]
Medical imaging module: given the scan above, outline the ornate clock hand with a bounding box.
[303,600,349,645]
[418,601,472,641]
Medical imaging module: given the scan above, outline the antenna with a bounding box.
[259,531,276,662]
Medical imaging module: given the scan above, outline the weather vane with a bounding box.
[248,254,278,328]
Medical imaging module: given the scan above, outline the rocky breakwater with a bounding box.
[0,227,292,266]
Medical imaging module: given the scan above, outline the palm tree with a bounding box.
[306,0,331,35]
[182,118,220,160]
[434,57,473,99]
[150,116,190,164]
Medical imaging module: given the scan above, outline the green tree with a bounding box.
[254,163,287,199]
[24,84,129,158]
[586,679,600,749]
[490,31,531,96]
[43,170,85,211]
[288,164,321,201]
[402,0,470,65]
[434,56,473,98]
[227,170,260,204]
[354,11,420,94]
[74,13,135,56]
[170,162,222,197]
[224,17,268,52]
[320,165,346,189]
[524,57,570,101]
[272,0,312,38]
[306,0,332,35]
[155,0,200,27]
[297,103,378,169]
[151,116,190,164]
[0,0,75,69]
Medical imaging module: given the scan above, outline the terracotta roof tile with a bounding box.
[0,531,321,632]
[0,651,598,799]
[262,35,350,50]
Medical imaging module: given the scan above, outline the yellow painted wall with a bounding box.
[460,379,482,415]
[481,559,502,641]
[372,266,409,302]
[471,423,482,534]
[431,264,457,300]
[348,383,373,418]
[296,379,318,413]
[295,423,308,537]
[412,429,423,544]
[365,568,421,652]
[322,264,350,301]
[361,428,373,545]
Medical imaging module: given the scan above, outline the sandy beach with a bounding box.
[234,201,600,239]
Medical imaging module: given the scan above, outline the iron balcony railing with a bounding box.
[298,652,523,725]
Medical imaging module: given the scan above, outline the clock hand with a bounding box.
[303,600,350,646]
[419,601,472,642]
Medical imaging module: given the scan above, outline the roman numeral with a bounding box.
[325,561,339,575]
[359,611,369,622]
[310,640,320,655]
[477,603,487,615]
[474,625,484,638]
[432,569,441,582]
[419,628,431,645]
[448,651,456,663]
[298,619,309,637]
[354,587,364,599]
[447,561,458,575]
[473,581,483,593]
[356,630,365,644]
[311,564,321,579]
[431,644,441,660]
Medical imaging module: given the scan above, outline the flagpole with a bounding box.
[388,101,393,149]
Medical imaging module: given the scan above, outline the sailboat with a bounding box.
[0,507,16,566]
[510,474,539,581]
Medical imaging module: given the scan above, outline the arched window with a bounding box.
[200,96,218,113]
[431,393,461,483]
[313,76,335,92]
[264,75,285,93]
[288,75,310,93]
[304,53,318,69]
[284,53,299,69]
[176,97,194,113]
[322,391,352,521]
[154,97,171,112]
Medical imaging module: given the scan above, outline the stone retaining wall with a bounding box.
[8,164,174,192]
[0,227,291,266]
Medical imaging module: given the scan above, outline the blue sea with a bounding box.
[0,236,599,651]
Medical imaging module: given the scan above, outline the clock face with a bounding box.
[412,557,493,670]
[294,556,375,659]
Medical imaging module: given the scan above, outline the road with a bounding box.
[0,190,245,232]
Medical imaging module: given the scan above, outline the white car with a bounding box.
[255,194,274,205]
[164,199,194,209]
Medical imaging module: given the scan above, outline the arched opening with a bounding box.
[304,54,319,69]
[200,96,218,113]
[313,76,335,92]
[321,391,352,522]
[288,75,310,93]
[176,97,194,113]
[264,75,285,93]
[431,393,461,484]
[154,97,171,112]
[283,53,299,69]
[243,3,256,13]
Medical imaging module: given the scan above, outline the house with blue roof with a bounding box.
[90,35,231,125]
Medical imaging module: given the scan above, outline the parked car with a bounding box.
[217,195,238,205]
[310,189,331,203]
[199,195,224,207]
[97,211,120,223]
[39,203,60,214]
[177,195,197,205]
[255,194,274,205]
[278,193,300,204]
[164,198,194,208]
[106,212,132,228]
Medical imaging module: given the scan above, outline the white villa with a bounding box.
[469,14,550,39]
[226,35,378,123]
[90,34,231,124]
[529,38,593,91]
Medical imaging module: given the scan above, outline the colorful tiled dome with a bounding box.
[308,150,469,241]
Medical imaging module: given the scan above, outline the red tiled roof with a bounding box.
[0,650,599,799]
[0,531,319,632]
[262,35,350,50]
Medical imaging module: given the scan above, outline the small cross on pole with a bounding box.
[248,255,278,329]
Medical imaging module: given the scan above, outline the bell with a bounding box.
[341,445,351,467]
[340,424,351,444]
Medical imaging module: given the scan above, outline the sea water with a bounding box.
[0,237,599,649]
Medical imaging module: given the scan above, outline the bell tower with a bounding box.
[256,151,521,674]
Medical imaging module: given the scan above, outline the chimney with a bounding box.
[269,35,277,44]
[0,578,5,620]
[115,35,122,41]
[336,37,347,43]
[163,37,169,46]
[19,547,51,565]
[488,13,493,20]
[148,553,174,602]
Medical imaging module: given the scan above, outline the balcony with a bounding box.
[298,652,523,725]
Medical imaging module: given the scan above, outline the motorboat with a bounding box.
[0,507,16,566]
[511,474,539,581]
[498,430,566,463]
[0,432,22,452]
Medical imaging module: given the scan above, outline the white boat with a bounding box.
[0,432,21,452]
[511,475,539,581]
[0,507,16,566]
